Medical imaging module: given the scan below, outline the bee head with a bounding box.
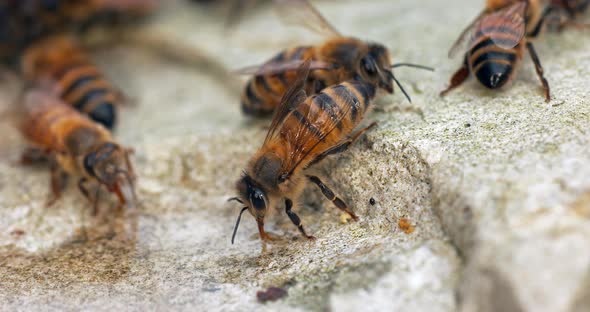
[358,44,394,93]
[83,142,136,209]
[231,174,269,244]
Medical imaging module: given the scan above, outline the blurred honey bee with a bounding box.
[0,0,157,65]
[230,59,380,243]
[21,35,125,130]
[545,0,589,30]
[440,0,551,102]
[237,0,432,117]
[20,89,136,212]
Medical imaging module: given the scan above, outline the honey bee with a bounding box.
[230,59,380,243]
[20,89,136,212]
[237,0,433,117]
[440,0,551,102]
[21,35,125,130]
[0,0,157,65]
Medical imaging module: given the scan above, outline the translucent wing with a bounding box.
[448,10,486,58]
[235,59,333,76]
[280,82,356,179]
[273,0,341,38]
[263,59,311,145]
[471,2,526,50]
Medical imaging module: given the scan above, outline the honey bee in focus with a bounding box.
[237,0,433,117]
[20,89,136,212]
[21,36,125,130]
[440,0,551,102]
[230,59,381,243]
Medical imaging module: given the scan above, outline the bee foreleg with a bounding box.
[285,199,316,240]
[306,122,377,168]
[78,178,101,215]
[256,217,276,242]
[440,56,470,97]
[526,42,551,102]
[47,160,68,207]
[306,176,359,221]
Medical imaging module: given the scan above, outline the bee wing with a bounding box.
[263,59,311,145]
[448,10,486,58]
[273,0,342,38]
[280,84,354,179]
[471,2,527,50]
[235,59,333,76]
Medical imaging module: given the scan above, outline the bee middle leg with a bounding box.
[285,198,316,240]
[440,56,470,97]
[306,176,359,221]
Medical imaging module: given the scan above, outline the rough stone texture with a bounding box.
[0,0,589,311]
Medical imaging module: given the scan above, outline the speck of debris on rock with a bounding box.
[398,218,415,234]
[256,287,288,303]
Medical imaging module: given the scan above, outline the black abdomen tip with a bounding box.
[475,62,513,89]
[89,103,116,129]
[241,101,273,117]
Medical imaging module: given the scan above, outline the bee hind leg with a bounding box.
[526,42,551,102]
[306,176,359,221]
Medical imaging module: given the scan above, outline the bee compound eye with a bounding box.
[362,57,377,76]
[250,189,266,210]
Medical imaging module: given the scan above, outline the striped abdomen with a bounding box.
[52,62,121,129]
[468,29,524,89]
[22,97,101,152]
[241,46,319,117]
[280,80,376,161]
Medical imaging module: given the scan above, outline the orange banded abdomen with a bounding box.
[278,79,376,166]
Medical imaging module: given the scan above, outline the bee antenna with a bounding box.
[391,63,435,71]
[231,207,249,244]
[391,74,412,104]
[228,197,244,204]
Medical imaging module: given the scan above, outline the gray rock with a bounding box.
[1,0,589,311]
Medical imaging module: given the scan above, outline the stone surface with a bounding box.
[1,0,589,311]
